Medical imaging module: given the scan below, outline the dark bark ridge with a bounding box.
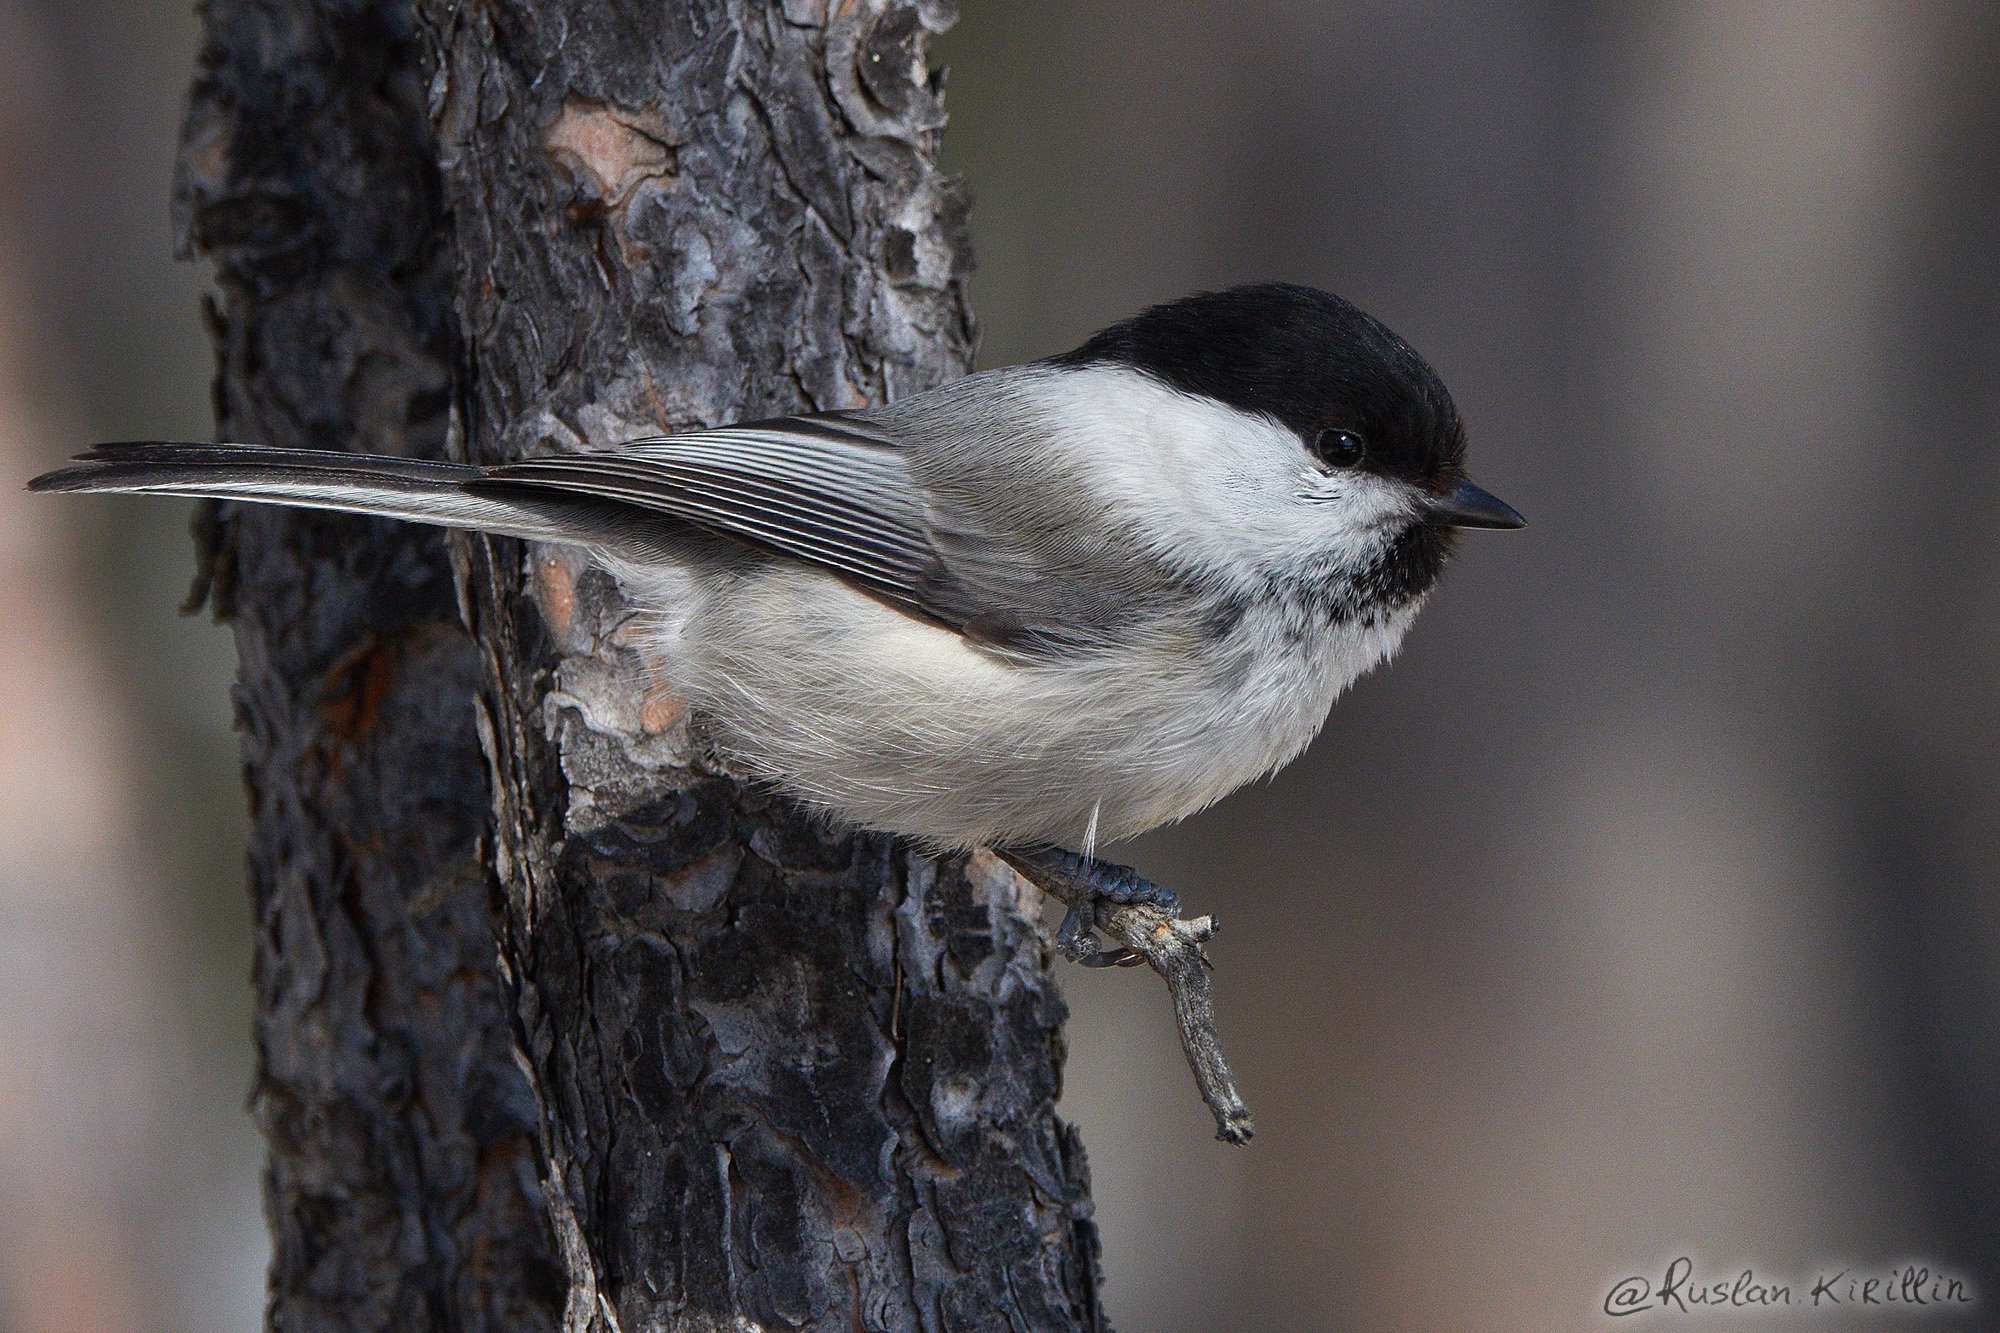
[178,1,565,1327]
[414,2,1105,1329]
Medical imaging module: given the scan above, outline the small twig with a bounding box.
[992,851,1254,1145]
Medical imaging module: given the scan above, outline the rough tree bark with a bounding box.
[179,4,565,1326]
[181,1,1105,1328]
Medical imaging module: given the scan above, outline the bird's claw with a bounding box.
[1047,856,1174,966]
[1054,901,1133,965]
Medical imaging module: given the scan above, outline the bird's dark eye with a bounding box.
[1314,428,1366,470]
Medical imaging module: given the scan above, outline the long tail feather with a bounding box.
[30,442,609,546]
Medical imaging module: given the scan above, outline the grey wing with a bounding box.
[479,404,1161,655]
[484,415,947,622]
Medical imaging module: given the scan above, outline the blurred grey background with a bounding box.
[3,1,1997,1329]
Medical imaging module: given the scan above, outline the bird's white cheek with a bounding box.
[1294,474,1417,545]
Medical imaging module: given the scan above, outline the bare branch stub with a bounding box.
[997,852,1256,1146]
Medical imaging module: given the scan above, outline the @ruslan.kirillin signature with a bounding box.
[1604,1256,1974,1318]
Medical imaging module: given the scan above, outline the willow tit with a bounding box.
[33,283,1520,948]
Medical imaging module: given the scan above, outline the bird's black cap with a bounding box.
[1049,282,1470,495]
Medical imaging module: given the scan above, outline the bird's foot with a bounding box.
[1002,846,1178,967]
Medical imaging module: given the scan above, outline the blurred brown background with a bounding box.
[3,2,1997,1329]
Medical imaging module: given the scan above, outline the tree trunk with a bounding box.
[182,1,1105,1328]
[180,3,567,1327]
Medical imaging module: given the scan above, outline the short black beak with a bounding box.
[1426,478,1526,530]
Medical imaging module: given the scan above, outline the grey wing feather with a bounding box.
[486,392,1169,654]
[482,414,957,626]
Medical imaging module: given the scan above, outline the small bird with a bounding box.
[33,282,1521,961]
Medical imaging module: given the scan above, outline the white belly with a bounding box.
[626,560,1417,851]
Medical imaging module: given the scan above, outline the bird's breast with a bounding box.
[652,561,1421,850]
[1118,589,1421,824]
